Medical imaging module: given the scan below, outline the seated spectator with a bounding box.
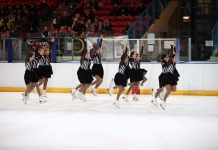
[72,18,85,36]
[67,27,74,37]
[85,19,92,35]
[41,26,50,37]
[59,26,67,37]
[0,17,10,38]
[84,9,94,22]
[91,17,101,34]
[51,17,60,29]
[101,19,113,34]
[50,25,58,37]
[72,13,81,25]
[60,11,72,27]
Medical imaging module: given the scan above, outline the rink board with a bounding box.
[0,63,218,96]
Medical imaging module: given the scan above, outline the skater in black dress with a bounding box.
[89,36,104,95]
[23,51,46,104]
[122,51,141,102]
[71,50,93,101]
[151,54,180,110]
[109,50,129,109]
[136,53,148,86]
[38,48,53,97]
[32,48,46,94]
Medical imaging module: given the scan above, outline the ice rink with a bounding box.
[0,92,218,150]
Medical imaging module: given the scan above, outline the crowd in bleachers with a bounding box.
[0,0,54,38]
[0,0,153,38]
[46,0,151,37]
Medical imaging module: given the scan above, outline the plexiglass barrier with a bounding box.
[0,36,196,63]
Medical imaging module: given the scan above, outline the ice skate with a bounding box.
[89,85,97,96]
[160,100,166,110]
[71,89,78,101]
[42,90,47,98]
[108,78,115,96]
[151,97,158,106]
[122,95,129,102]
[77,91,87,102]
[113,100,120,109]
[133,94,139,101]
[39,95,47,104]
[22,95,28,104]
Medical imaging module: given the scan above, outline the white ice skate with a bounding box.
[133,94,139,101]
[122,95,129,102]
[39,95,47,104]
[42,90,47,98]
[160,100,166,110]
[108,78,115,96]
[22,92,29,100]
[81,93,87,102]
[151,97,158,106]
[22,95,28,104]
[113,100,120,109]
[77,91,87,102]
[71,89,78,101]
[89,85,97,96]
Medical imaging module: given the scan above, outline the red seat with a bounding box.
[119,22,127,27]
[117,16,124,20]
[108,16,115,21]
[111,22,118,27]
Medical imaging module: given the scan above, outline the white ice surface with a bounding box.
[0,92,218,150]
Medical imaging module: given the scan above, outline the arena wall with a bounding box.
[0,63,218,96]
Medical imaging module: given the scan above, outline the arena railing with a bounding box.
[0,36,203,63]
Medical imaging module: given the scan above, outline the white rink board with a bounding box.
[0,63,218,90]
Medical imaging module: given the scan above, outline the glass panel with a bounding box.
[0,39,7,61]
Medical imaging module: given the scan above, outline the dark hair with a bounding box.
[161,54,169,63]
[130,51,136,58]
[25,50,35,62]
[170,54,176,59]
[161,54,167,60]
[80,50,88,64]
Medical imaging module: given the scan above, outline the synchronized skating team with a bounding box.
[22,37,180,110]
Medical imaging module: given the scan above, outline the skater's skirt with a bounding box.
[33,68,44,80]
[130,69,141,83]
[139,69,147,81]
[173,68,180,81]
[114,73,127,87]
[159,72,178,88]
[38,65,53,78]
[77,67,94,84]
[92,64,104,78]
[24,70,39,85]
[124,66,131,79]
[158,73,165,88]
